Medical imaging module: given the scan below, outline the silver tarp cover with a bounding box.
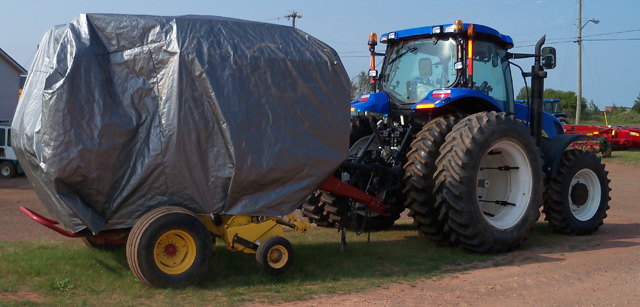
[12,14,349,234]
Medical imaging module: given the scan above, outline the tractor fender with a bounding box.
[541,134,593,178]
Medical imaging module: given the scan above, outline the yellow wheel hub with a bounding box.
[154,230,197,275]
[267,245,288,269]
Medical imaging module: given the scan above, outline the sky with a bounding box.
[1,0,638,109]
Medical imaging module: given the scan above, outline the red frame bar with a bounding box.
[318,177,389,216]
[19,206,86,238]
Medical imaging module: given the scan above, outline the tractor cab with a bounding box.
[353,20,515,117]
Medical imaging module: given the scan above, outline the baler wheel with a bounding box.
[126,206,213,288]
[434,112,544,253]
[256,236,294,276]
[543,150,610,235]
[403,113,463,245]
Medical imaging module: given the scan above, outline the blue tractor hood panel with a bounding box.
[412,88,503,112]
[514,103,562,138]
[351,92,390,114]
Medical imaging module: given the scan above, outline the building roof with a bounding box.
[0,47,27,75]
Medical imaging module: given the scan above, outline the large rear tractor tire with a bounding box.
[404,114,463,245]
[543,150,610,235]
[434,112,544,253]
[126,206,213,288]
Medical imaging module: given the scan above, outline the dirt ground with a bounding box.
[1,161,639,306]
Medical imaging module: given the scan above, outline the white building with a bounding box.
[0,48,27,123]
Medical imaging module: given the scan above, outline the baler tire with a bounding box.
[403,113,463,245]
[434,112,544,253]
[0,161,17,179]
[300,192,334,227]
[126,206,213,288]
[543,150,610,235]
[256,236,294,276]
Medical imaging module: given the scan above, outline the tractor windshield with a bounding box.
[380,38,457,104]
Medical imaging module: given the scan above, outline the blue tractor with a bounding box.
[516,98,569,124]
[301,20,610,253]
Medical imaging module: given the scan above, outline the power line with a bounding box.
[516,28,640,45]
[583,37,640,41]
[582,28,640,38]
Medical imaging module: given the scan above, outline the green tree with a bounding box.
[516,86,529,100]
[632,93,640,113]
[587,99,600,112]
[350,71,370,101]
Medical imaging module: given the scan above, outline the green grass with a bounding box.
[602,149,640,167]
[0,221,495,306]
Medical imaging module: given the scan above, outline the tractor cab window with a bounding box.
[381,37,457,104]
[0,128,5,147]
[544,101,562,113]
[470,41,514,113]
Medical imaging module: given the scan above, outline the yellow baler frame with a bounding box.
[199,213,310,254]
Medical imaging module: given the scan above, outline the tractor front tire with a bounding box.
[434,112,544,253]
[126,206,213,288]
[300,192,335,227]
[559,117,569,125]
[256,236,294,276]
[404,114,463,245]
[543,150,610,235]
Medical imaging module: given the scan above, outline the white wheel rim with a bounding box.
[477,140,533,230]
[569,168,601,221]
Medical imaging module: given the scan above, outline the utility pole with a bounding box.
[285,11,302,28]
[576,0,599,124]
[576,0,583,124]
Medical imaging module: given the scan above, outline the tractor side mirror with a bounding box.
[542,47,556,70]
